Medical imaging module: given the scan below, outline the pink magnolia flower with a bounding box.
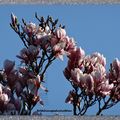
[53,48,65,60]
[98,80,114,96]
[34,35,51,50]
[91,64,106,84]
[0,93,9,103]
[28,45,39,57]
[68,47,85,60]
[56,27,66,39]
[91,52,106,67]
[17,45,39,63]
[67,47,85,70]
[112,58,120,78]
[65,37,76,54]
[70,68,82,85]
[23,22,37,36]
[84,74,94,94]
[3,86,11,98]
[53,41,66,52]
[4,59,15,75]
[16,48,29,63]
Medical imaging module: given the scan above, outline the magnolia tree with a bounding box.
[0,14,120,115]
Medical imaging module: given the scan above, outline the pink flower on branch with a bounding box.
[56,27,66,39]
[3,13,120,115]
[4,59,15,75]
[17,45,39,64]
[23,22,37,37]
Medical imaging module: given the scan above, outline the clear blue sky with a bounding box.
[0,5,120,115]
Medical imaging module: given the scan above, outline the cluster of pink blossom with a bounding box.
[0,65,21,114]
[0,14,78,115]
[1,13,120,115]
[22,22,76,61]
[64,45,120,105]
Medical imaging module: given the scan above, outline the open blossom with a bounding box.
[65,37,76,54]
[23,22,37,36]
[0,93,9,103]
[17,45,39,63]
[4,59,15,75]
[67,47,85,70]
[97,79,114,96]
[33,25,51,47]
[16,48,28,63]
[51,34,67,60]
[34,35,51,50]
[53,42,66,60]
[83,74,94,93]
[70,68,81,85]
[91,52,106,67]
[68,47,85,60]
[70,68,94,94]
[91,64,106,83]
[3,87,11,98]
[56,27,66,39]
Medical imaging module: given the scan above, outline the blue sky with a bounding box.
[0,5,120,115]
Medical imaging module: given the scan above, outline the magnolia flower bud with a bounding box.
[4,59,15,75]
[112,58,120,72]
[11,13,17,27]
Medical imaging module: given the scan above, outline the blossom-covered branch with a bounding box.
[0,13,120,115]
[64,42,120,115]
[0,13,76,115]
